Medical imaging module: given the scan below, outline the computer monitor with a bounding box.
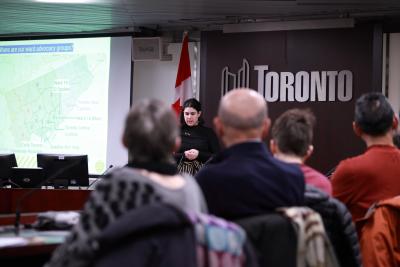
[11,167,45,188]
[37,154,89,187]
[0,154,18,186]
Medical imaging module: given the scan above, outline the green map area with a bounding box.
[2,56,92,146]
[0,38,110,173]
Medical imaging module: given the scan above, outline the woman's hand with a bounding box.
[184,149,199,160]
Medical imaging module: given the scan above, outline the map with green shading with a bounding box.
[0,38,111,173]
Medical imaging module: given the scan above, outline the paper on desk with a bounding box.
[0,237,28,248]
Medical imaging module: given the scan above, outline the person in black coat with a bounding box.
[305,185,362,267]
[175,98,219,175]
[196,88,304,220]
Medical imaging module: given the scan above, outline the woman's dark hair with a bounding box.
[180,98,205,126]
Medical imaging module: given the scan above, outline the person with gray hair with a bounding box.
[196,88,305,220]
[123,98,180,163]
[46,99,206,267]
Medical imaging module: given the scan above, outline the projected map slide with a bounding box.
[0,37,111,174]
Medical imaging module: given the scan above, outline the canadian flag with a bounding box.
[172,32,193,116]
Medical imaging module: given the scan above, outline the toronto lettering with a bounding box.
[254,65,353,102]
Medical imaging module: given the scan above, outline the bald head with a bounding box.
[219,88,268,130]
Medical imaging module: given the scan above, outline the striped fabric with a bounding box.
[187,212,247,267]
[280,207,340,267]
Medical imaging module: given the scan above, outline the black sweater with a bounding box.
[175,125,220,164]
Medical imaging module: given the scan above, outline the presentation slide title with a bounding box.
[0,43,73,54]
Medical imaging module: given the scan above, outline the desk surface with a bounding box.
[0,229,68,258]
[0,188,84,265]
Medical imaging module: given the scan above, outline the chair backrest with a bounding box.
[93,203,257,267]
[92,203,197,267]
[236,213,298,267]
[279,206,340,267]
[187,212,253,267]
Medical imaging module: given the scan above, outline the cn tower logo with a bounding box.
[221,59,250,96]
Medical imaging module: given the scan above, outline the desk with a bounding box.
[0,229,68,266]
[0,188,88,265]
[0,188,91,214]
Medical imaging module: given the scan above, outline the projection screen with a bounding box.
[0,36,132,174]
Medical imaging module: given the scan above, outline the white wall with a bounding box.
[132,42,200,105]
[388,33,400,115]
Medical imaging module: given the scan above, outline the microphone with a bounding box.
[14,160,84,236]
[88,165,114,189]
[3,178,21,188]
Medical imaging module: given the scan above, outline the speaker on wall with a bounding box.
[132,37,172,61]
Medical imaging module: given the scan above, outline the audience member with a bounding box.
[196,88,305,220]
[175,98,220,175]
[270,108,332,195]
[332,92,400,225]
[47,99,206,267]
